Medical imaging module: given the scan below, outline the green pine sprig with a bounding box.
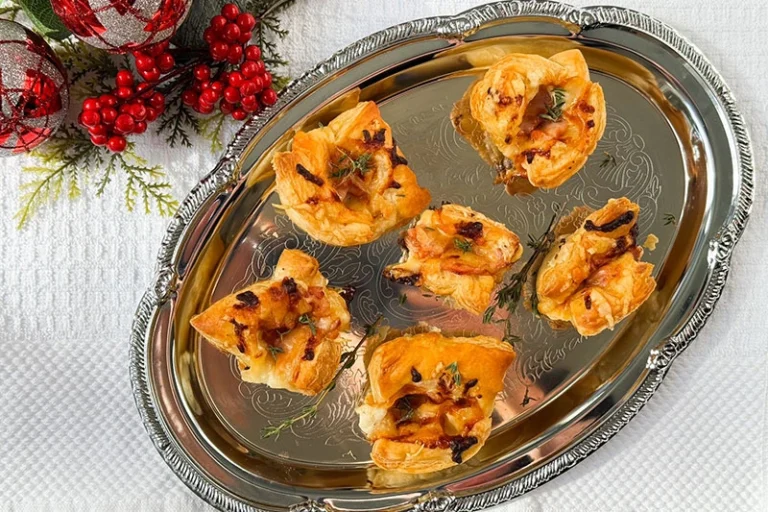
[0,1,21,21]
[11,0,294,227]
[248,0,295,88]
[16,125,178,228]
[156,85,201,148]
[55,39,128,100]
[199,111,227,153]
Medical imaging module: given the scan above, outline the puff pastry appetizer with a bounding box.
[535,198,656,336]
[357,332,516,473]
[451,49,606,189]
[272,101,431,246]
[189,249,351,395]
[383,204,523,315]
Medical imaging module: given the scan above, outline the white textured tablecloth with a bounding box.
[1,1,766,510]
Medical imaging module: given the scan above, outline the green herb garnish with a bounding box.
[539,88,567,122]
[298,313,316,336]
[484,208,561,323]
[454,238,473,253]
[521,386,538,407]
[446,361,461,387]
[261,316,383,439]
[330,149,373,179]
[600,151,617,169]
[267,345,283,360]
[663,213,677,226]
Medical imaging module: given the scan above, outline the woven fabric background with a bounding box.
[1,1,765,510]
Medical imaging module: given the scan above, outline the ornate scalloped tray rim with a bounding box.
[129,2,754,511]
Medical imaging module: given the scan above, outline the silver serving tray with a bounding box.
[130,2,754,511]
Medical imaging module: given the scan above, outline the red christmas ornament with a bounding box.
[51,0,193,54]
[0,20,70,156]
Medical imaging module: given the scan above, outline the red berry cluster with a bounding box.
[132,41,175,83]
[183,3,277,119]
[76,3,278,152]
[79,70,165,152]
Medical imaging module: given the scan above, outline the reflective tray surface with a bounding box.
[130,2,753,511]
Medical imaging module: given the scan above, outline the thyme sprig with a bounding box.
[600,151,617,169]
[446,361,461,387]
[298,313,317,336]
[453,238,473,253]
[483,209,561,328]
[261,316,383,439]
[539,88,567,122]
[267,345,283,360]
[330,149,373,179]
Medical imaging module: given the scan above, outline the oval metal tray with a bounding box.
[130,2,754,511]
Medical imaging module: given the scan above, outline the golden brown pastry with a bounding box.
[536,198,656,336]
[383,204,523,315]
[272,101,431,246]
[357,332,515,473]
[190,249,351,395]
[452,49,606,189]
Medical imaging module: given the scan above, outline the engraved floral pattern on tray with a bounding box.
[214,85,663,459]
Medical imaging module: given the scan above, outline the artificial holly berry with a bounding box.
[211,15,227,31]
[149,92,166,111]
[260,88,278,106]
[116,70,134,88]
[245,45,261,61]
[157,53,175,73]
[131,104,147,122]
[77,2,278,151]
[222,3,240,21]
[78,69,168,152]
[227,45,243,64]
[116,86,133,100]
[194,64,211,82]
[141,67,161,82]
[146,107,159,122]
[83,98,100,111]
[101,107,118,125]
[91,134,108,146]
[237,13,256,32]
[107,136,127,152]
[182,90,198,106]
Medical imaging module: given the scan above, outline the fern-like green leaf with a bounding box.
[156,87,200,148]
[16,125,178,228]
[199,111,228,153]
[248,0,295,90]
[53,39,126,100]
[119,147,178,215]
[0,2,22,21]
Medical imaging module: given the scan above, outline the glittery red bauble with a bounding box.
[51,0,193,53]
[0,20,70,156]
